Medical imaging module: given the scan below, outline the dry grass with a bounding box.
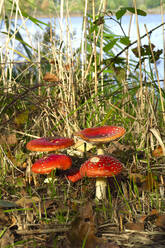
[0,0,165,247]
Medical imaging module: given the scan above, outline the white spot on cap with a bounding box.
[90,157,100,163]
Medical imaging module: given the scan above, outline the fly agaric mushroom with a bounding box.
[66,167,82,183]
[74,126,125,155]
[26,137,74,152]
[31,154,72,174]
[79,155,123,200]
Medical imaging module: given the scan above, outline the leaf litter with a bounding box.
[0,141,165,247]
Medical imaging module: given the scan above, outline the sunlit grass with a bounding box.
[0,0,164,247]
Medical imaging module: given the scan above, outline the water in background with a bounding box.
[0,14,164,79]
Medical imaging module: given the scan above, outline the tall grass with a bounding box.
[0,1,164,246]
[0,0,164,142]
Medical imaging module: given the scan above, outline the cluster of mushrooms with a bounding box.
[26,126,126,201]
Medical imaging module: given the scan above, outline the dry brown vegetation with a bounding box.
[0,0,165,247]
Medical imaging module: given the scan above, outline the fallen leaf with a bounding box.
[125,222,144,231]
[0,209,10,227]
[0,200,18,208]
[0,133,17,146]
[138,209,159,224]
[40,200,55,214]
[0,228,14,247]
[129,173,144,184]
[9,215,17,228]
[67,202,119,248]
[43,72,60,82]
[15,196,40,208]
[155,215,165,230]
[150,209,159,216]
[152,146,165,157]
[67,202,95,247]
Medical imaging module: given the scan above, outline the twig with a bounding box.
[97,22,165,77]
[0,83,61,117]
[15,227,69,235]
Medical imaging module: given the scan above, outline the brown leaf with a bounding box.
[43,72,60,82]
[125,222,144,231]
[0,133,17,146]
[137,215,147,224]
[93,239,120,248]
[64,63,74,71]
[152,146,164,157]
[15,196,40,208]
[6,133,17,145]
[129,173,144,184]
[155,215,165,230]
[141,173,158,192]
[137,209,159,224]
[0,228,14,247]
[150,209,159,216]
[9,215,17,228]
[49,59,58,65]
[67,202,95,247]
[0,209,10,227]
[83,236,120,248]
[67,202,119,248]
[40,200,55,214]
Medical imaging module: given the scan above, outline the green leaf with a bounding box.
[120,36,131,46]
[116,8,126,20]
[21,11,49,28]
[103,33,118,39]
[8,47,31,62]
[90,24,98,34]
[1,31,35,59]
[14,110,29,126]
[126,7,147,16]
[13,29,32,59]
[103,38,119,52]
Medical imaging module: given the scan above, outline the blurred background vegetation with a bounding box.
[4,0,165,16]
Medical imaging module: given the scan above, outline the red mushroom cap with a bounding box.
[74,126,125,143]
[26,137,74,152]
[31,154,72,174]
[66,167,82,182]
[80,155,123,178]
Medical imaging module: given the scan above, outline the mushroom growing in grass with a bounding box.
[66,167,82,183]
[26,137,74,152]
[31,154,72,179]
[79,155,123,200]
[74,126,125,155]
[26,137,74,184]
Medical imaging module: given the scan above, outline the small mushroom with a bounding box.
[66,167,82,183]
[79,155,123,200]
[74,125,125,155]
[31,154,72,174]
[26,137,74,152]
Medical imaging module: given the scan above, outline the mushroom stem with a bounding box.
[95,177,107,200]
